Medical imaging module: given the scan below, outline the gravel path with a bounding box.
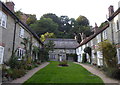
[74,62,120,84]
[4,62,49,84]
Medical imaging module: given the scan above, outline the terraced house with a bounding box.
[76,1,120,66]
[0,1,43,64]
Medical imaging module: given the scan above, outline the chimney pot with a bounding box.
[5,2,15,12]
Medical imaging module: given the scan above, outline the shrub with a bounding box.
[82,53,87,63]
[103,67,120,80]
[11,69,26,79]
[59,61,68,66]
[9,54,19,69]
[98,40,117,68]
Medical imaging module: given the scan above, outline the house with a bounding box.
[76,1,120,66]
[44,38,79,61]
[0,1,43,64]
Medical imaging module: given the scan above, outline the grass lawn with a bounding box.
[24,61,104,84]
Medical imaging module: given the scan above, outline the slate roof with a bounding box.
[44,38,79,49]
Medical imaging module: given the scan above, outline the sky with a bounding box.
[1,0,120,26]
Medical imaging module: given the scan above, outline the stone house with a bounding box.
[0,1,43,64]
[44,38,79,61]
[76,1,120,66]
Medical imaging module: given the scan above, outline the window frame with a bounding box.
[19,27,24,38]
[0,46,4,64]
[0,10,7,28]
[17,48,25,60]
[117,48,120,64]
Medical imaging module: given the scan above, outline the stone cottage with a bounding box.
[44,38,79,61]
[76,1,120,66]
[0,1,43,64]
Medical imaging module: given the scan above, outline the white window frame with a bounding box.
[97,34,101,43]
[0,10,7,28]
[19,27,24,38]
[0,46,4,64]
[17,48,25,60]
[114,16,120,32]
[117,48,120,64]
[103,30,107,40]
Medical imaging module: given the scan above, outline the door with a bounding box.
[0,46,4,64]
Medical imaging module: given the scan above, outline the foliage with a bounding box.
[40,32,56,42]
[44,40,55,52]
[99,21,109,29]
[59,60,68,66]
[9,54,19,69]
[82,53,87,63]
[76,15,89,26]
[11,69,26,79]
[30,18,58,35]
[14,10,23,19]
[84,47,92,64]
[103,67,120,80]
[21,37,32,60]
[26,14,37,26]
[24,61,103,83]
[98,40,117,68]
[66,54,78,62]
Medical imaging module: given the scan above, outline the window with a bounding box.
[17,48,25,60]
[19,27,24,38]
[117,48,120,64]
[0,11,7,28]
[97,34,101,43]
[103,30,107,40]
[0,46,4,64]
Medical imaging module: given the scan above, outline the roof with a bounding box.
[76,6,120,48]
[44,38,79,49]
[1,1,43,46]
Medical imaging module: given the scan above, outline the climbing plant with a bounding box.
[98,40,117,68]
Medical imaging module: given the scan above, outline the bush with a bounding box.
[11,69,26,79]
[103,67,120,80]
[82,53,87,63]
[98,40,117,68]
[59,61,68,66]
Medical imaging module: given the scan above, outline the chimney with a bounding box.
[5,2,15,12]
[93,23,98,34]
[108,5,114,17]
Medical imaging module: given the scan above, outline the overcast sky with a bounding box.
[2,0,120,26]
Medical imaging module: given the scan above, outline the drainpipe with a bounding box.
[12,20,18,55]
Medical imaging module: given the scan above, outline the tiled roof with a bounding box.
[44,38,79,49]
[76,6,120,48]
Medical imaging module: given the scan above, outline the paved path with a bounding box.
[6,62,49,84]
[74,62,120,84]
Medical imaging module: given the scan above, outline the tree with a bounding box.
[26,14,37,26]
[40,32,56,42]
[14,10,23,19]
[30,18,58,35]
[76,15,89,26]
